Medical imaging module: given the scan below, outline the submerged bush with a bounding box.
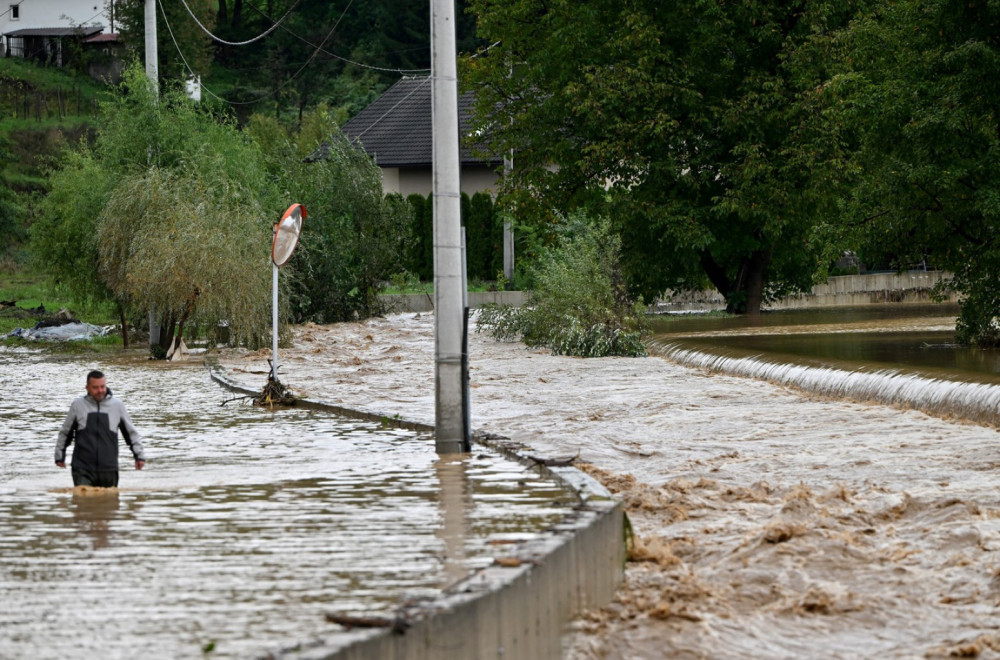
[477,212,648,357]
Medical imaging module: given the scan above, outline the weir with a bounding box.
[652,342,1000,428]
[648,303,1000,428]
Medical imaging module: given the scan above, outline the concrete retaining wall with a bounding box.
[653,271,958,313]
[208,366,624,660]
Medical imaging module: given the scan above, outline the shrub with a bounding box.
[477,212,648,357]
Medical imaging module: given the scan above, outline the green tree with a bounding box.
[247,111,411,322]
[464,0,860,314]
[405,193,432,279]
[33,64,274,350]
[467,191,496,280]
[33,149,116,305]
[116,0,216,80]
[99,166,271,349]
[825,0,1000,345]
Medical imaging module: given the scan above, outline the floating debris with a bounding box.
[254,376,297,407]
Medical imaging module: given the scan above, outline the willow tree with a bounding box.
[35,64,276,352]
[99,167,272,351]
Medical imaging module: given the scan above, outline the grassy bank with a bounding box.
[0,267,118,338]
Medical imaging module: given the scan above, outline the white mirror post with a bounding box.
[272,262,279,381]
[271,204,306,382]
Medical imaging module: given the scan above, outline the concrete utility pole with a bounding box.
[503,152,514,284]
[145,0,159,348]
[431,0,470,453]
[144,0,157,86]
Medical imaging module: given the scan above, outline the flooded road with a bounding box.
[0,351,575,659]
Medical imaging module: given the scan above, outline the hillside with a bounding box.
[0,58,108,196]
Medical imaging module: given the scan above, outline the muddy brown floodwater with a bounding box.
[216,310,1000,659]
[0,351,576,660]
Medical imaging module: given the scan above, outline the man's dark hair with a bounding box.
[86,370,105,383]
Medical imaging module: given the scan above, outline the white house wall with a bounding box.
[386,165,499,198]
[1,0,108,35]
[460,165,500,197]
[380,167,401,195]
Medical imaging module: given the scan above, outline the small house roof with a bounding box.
[82,32,120,44]
[328,76,500,168]
[3,26,104,38]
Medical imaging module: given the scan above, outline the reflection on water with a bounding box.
[0,352,574,659]
[69,487,121,550]
[649,304,1000,425]
[435,455,472,587]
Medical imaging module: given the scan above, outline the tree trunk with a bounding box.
[700,248,771,316]
[742,249,772,317]
[118,305,129,349]
[699,250,734,305]
[232,0,243,27]
[217,0,228,25]
[158,311,177,354]
[172,289,201,355]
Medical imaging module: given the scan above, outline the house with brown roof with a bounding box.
[327,75,503,197]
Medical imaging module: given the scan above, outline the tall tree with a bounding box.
[116,0,216,80]
[464,0,861,314]
[824,0,1000,345]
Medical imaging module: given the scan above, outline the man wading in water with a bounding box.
[55,370,146,487]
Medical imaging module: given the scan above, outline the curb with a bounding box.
[207,364,624,660]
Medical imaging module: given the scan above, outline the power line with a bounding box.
[177,0,300,47]
[0,0,25,21]
[159,0,356,107]
[157,0,229,104]
[243,0,430,75]
[347,76,430,145]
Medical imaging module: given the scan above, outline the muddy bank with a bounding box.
[218,313,1000,659]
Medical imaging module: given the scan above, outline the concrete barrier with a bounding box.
[208,365,624,660]
[653,271,958,313]
[381,291,527,314]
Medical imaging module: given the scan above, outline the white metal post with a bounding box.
[431,0,469,453]
[271,262,279,381]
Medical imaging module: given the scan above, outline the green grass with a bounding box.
[0,57,107,131]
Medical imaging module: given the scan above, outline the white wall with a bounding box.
[380,167,401,195]
[1,0,108,35]
[384,164,500,198]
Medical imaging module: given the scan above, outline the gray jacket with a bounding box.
[55,388,145,471]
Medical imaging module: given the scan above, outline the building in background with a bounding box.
[2,0,116,72]
[318,76,502,198]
